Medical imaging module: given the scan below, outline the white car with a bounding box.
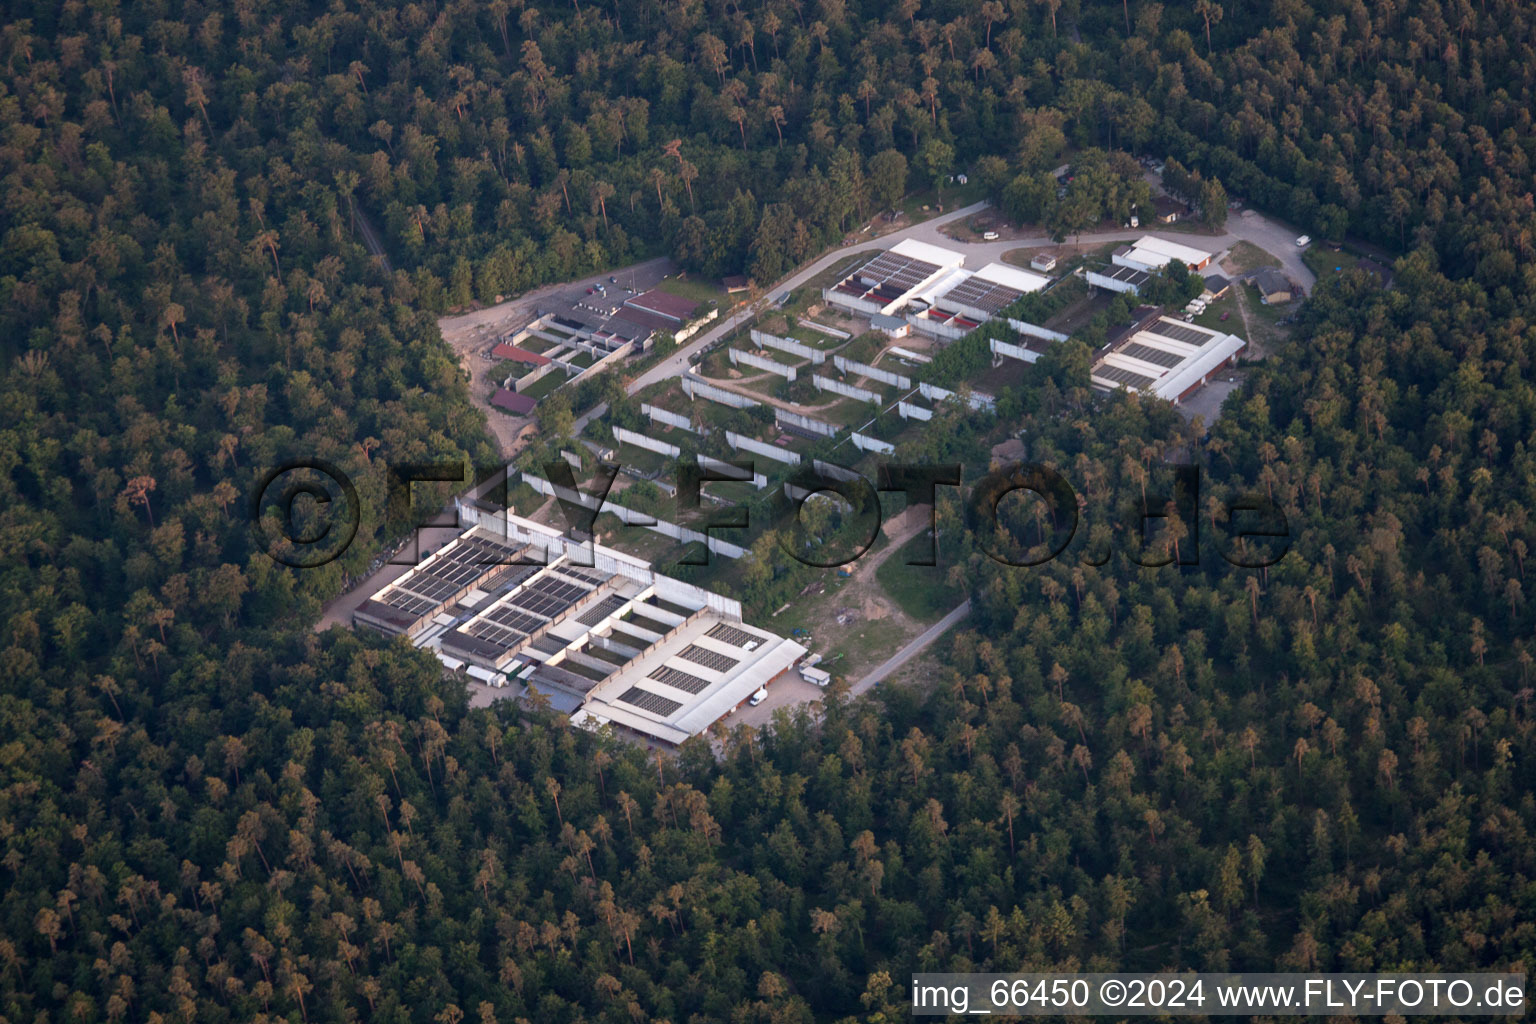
[1295,234,1311,247]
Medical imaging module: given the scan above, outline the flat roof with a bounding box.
[890,237,966,268]
[393,508,806,746]
[1130,235,1213,265]
[1091,264,1152,286]
[1092,315,1245,401]
[626,289,701,322]
[974,261,1051,292]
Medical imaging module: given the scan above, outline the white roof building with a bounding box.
[824,239,965,317]
[1091,316,1245,404]
[360,505,806,746]
[1112,235,1214,273]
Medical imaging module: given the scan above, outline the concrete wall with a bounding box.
[641,403,698,433]
[683,373,759,409]
[1005,318,1069,343]
[775,408,839,438]
[612,426,681,458]
[726,430,802,465]
[729,347,797,381]
[752,329,825,365]
[897,400,934,421]
[813,374,881,404]
[798,318,851,339]
[1086,269,1142,295]
[889,346,933,364]
[811,460,865,484]
[850,432,896,455]
[518,475,748,560]
[700,454,769,489]
[920,381,995,412]
[832,355,912,389]
[990,337,1041,364]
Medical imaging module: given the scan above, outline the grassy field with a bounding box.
[658,274,725,305]
[875,531,963,621]
[899,179,989,221]
[516,370,570,401]
[1225,240,1281,273]
[1304,245,1362,279]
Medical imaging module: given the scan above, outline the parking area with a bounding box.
[1179,377,1243,426]
[725,674,826,728]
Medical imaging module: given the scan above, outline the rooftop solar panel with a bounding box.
[377,589,436,617]
[617,687,683,716]
[531,635,569,655]
[705,623,758,647]
[441,628,512,661]
[649,665,712,694]
[485,605,547,634]
[677,644,739,672]
[1095,364,1158,390]
[1121,342,1184,368]
[1148,323,1212,346]
[558,565,610,585]
[577,595,628,626]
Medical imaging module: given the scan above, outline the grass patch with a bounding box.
[516,370,570,401]
[1225,240,1281,274]
[1304,246,1362,279]
[658,275,724,306]
[876,532,963,621]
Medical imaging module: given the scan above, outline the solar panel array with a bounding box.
[1121,343,1184,368]
[1103,264,1150,284]
[577,594,628,626]
[507,575,592,618]
[650,665,712,694]
[400,535,526,602]
[854,251,940,292]
[531,634,569,655]
[484,604,547,635]
[677,644,740,672]
[944,276,1024,315]
[617,686,683,716]
[706,623,758,647]
[376,589,436,617]
[559,565,611,585]
[1148,322,1212,346]
[1095,364,1158,390]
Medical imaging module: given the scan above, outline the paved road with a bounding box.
[624,195,1313,405]
[625,202,992,396]
[851,598,971,695]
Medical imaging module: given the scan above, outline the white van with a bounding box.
[748,687,769,707]
[982,230,1000,240]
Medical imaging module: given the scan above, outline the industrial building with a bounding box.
[822,240,1055,342]
[1111,235,1214,273]
[1090,315,1246,404]
[354,507,807,747]
[1086,263,1152,296]
[906,261,1050,339]
[823,238,965,317]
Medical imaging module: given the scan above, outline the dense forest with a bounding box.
[4,0,1536,1020]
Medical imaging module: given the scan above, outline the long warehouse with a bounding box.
[354,506,807,747]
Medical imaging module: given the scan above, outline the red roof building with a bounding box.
[491,343,551,366]
[491,389,538,415]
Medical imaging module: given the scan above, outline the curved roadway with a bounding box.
[625,197,1315,400]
